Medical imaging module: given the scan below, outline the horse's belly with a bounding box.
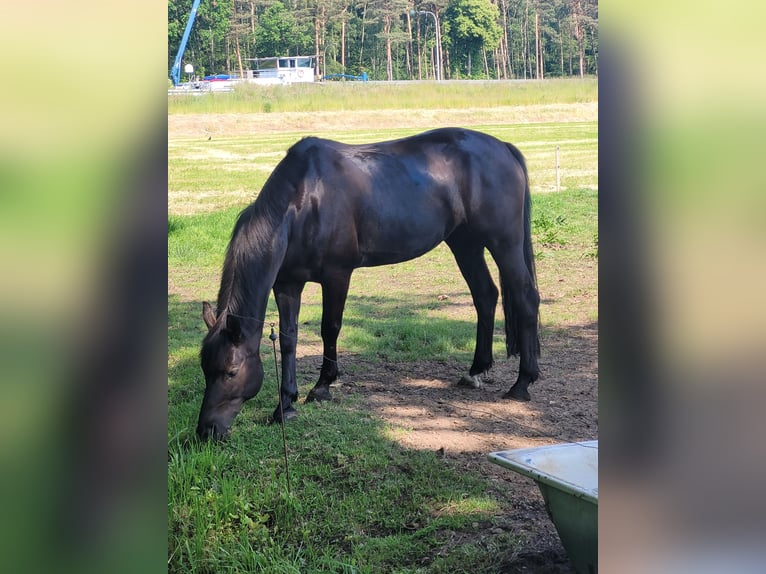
[357,229,446,267]
[358,248,433,267]
[355,203,457,266]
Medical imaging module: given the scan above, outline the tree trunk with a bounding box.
[359,2,367,70]
[435,12,444,82]
[315,17,321,76]
[523,0,530,79]
[226,36,231,74]
[234,34,244,78]
[341,17,346,72]
[559,19,565,76]
[416,15,422,79]
[210,35,215,74]
[482,46,490,78]
[499,0,510,78]
[568,16,573,75]
[534,10,541,79]
[572,0,585,78]
[405,12,413,79]
[384,16,393,81]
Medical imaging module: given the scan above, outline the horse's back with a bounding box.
[286,128,526,201]
[274,128,528,270]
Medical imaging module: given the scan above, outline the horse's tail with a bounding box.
[502,143,540,358]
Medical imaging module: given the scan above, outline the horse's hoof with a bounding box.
[503,387,531,402]
[271,406,299,424]
[306,386,332,403]
[457,374,483,389]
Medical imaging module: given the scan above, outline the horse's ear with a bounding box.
[225,313,244,344]
[202,301,216,330]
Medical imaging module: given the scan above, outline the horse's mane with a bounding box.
[216,206,269,316]
[214,145,310,321]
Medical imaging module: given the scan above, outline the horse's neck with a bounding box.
[219,275,270,330]
[219,294,268,349]
[218,213,288,329]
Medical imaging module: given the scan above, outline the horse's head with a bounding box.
[196,302,264,440]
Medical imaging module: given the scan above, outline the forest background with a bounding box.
[168,0,597,82]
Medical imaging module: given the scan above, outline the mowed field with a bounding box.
[169,79,598,573]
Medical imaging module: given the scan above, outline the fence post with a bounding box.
[555,145,561,192]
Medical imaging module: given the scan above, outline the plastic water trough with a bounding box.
[488,441,598,574]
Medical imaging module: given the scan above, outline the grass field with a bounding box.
[169,80,597,572]
[168,78,597,115]
[169,122,596,217]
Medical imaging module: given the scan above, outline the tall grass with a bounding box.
[169,78,597,115]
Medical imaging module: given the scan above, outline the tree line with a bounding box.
[168,0,597,81]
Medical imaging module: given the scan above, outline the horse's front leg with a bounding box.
[306,269,351,403]
[272,281,305,422]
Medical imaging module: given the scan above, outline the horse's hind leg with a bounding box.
[306,269,352,403]
[446,233,499,388]
[489,248,540,401]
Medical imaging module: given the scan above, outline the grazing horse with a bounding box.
[197,128,540,440]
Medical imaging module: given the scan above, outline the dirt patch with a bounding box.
[301,321,597,571]
[499,549,580,573]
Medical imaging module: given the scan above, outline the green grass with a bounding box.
[169,189,597,361]
[168,296,503,572]
[168,403,500,573]
[169,84,597,571]
[168,190,596,572]
[169,121,597,216]
[169,78,597,115]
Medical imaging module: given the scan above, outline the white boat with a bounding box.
[242,56,316,84]
[169,56,317,95]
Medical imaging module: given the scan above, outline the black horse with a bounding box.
[197,128,540,440]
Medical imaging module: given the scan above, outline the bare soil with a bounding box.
[320,322,598,572]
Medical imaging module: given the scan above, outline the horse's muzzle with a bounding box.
[196,420,229,441]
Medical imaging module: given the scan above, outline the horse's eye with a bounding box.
[225,369,238,378]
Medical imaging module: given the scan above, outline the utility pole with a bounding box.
[411,9,442,81]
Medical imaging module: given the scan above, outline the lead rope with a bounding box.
[269,323,291,494]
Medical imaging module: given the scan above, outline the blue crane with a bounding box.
[170,0,202,86]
